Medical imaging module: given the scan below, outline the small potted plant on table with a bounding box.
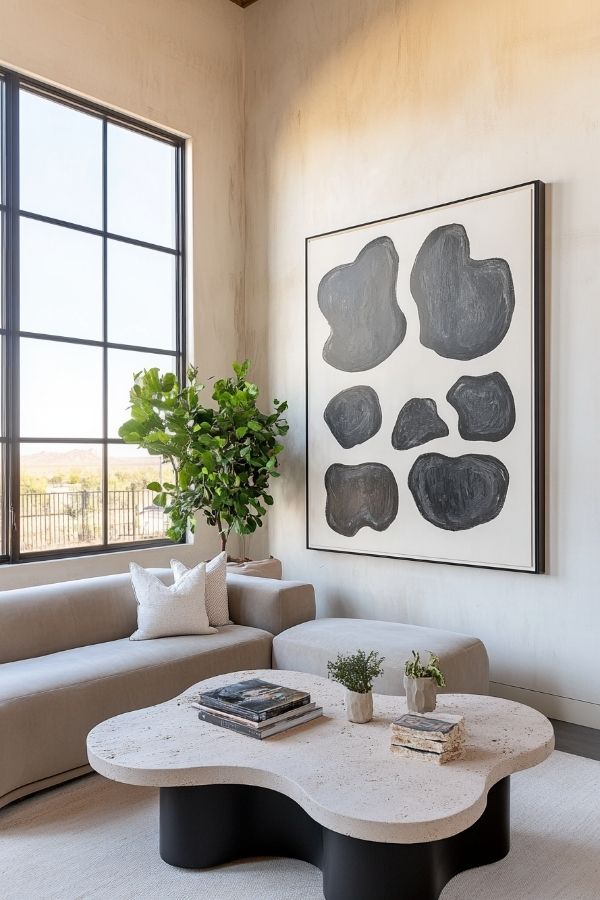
[403,650,446,713]
[327,650,385,723]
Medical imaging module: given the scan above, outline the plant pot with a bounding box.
[345,690,373,724]
[404,675,437,714]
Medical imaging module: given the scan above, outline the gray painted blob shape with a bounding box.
[408,453,509,531]
[318,236,407,372]
[391,398,449,450]
[325,462,399,537]
[447,372,516,441]
[410,223,515,360]
[324,385,382,449]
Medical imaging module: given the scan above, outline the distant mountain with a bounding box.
[21,449,157,472]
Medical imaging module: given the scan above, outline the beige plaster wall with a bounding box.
[0,0,245,586]
[243,0,600,726]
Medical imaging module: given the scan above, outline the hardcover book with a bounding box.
[389,744,465,765]
[197,705,323,739]
[191,702,317,729]
[199,679,311,722]
[391,713,464,742]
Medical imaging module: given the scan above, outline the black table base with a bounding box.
[159,777,510,900]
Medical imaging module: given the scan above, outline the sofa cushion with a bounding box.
[0,569,173,663]
[171,552,229,626]
[227,557,282,579]
[130,562,215,640]
[0,625,272,807]
[272,618,489,696]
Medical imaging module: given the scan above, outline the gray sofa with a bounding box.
[0,569,316,810]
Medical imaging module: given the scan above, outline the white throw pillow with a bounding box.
[129,562,216,641]
[171,551,229,627]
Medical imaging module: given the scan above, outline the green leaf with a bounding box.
[147,481,162,492]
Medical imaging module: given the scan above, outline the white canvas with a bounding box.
[306,183,543,572]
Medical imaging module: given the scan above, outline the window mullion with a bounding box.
[102,119,108,549]
[5,74,20,563]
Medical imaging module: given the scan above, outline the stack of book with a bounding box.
[389,712,465,764]
[192,678,323,740]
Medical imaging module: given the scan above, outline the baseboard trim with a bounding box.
[490,682,600,729]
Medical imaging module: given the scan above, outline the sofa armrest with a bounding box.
[226,574,316,636]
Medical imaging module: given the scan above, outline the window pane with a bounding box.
[20,443,103,552]
[108,445,173,543]
[19,90,102,227]
[20,339,103,438]
[108,349,175,438]
[0,79,4,206]
[20,218,103,340]
[0,442,5,556]
[107,241,176,349]
[107,124,176,248]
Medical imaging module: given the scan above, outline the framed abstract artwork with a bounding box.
[305,181,545,572]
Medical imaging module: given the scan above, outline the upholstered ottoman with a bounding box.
[272,618,489,696]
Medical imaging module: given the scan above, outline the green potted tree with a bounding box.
[403,651,446,713]
[327,650,385,723]
[118,360,288,555]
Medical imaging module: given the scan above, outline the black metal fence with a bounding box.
[20,489,168,552]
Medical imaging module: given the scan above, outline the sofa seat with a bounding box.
[273,618,489,696]
[0,625,271,808]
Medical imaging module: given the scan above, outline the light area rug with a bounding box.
[0,751,598,900]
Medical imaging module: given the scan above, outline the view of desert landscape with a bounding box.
[19,444,172,551]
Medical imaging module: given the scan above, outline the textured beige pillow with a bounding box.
[129,562,216,641]
[171,551,229,627]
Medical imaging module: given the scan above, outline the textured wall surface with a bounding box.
[0,0,599,729]
[243,0,600,726]
[0,0,245,586]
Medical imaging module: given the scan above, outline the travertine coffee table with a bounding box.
[87,670,554,900]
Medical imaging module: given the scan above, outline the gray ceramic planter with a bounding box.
[345,690,373,723]
[404,675,437,713]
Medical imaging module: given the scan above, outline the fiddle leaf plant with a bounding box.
[118,360,288,551]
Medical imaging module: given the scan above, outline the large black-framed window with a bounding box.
[0,69,186,563]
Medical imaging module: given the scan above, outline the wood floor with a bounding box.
[551,719,600,761]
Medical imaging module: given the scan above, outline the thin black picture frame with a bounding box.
[305,180,546,574]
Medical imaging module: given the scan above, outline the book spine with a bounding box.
[197,710,264,739]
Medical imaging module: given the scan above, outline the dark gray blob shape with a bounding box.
[325,462,399,537]
[408,453,509,531]
[391,398,449,450]
[318,236,407,372]
[447,372,516,441]
[410,223,515,360]
[324,385,382,449]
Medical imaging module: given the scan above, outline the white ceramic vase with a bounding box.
[345,690,373,723]
[404,675,437,713]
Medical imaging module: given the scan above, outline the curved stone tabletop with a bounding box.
[87,669,554,844]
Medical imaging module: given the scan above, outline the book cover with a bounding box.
[191,701,317,729]
[198,706,323,739]
[391,713,464,741]
[199,678,311,722]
